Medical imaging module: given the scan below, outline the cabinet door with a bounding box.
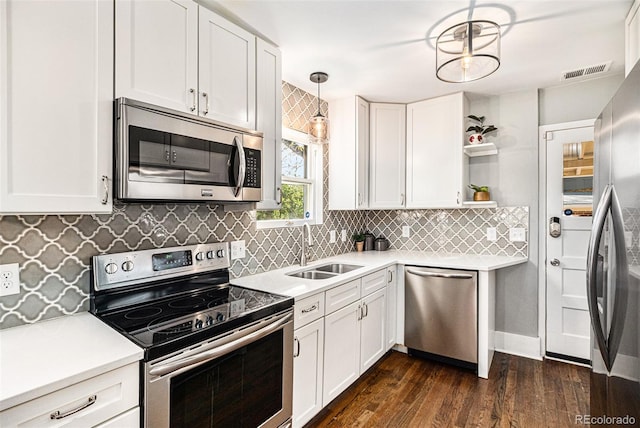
[360,288,386,372]
[406,93,467,208]
[115,0,198,113]
[323,301,361,406]
[199,8,256,129]
[385,267,397,351]
[293,319,324,428]
[328,96,369,210]
[0,0,113,214]
[256,39,282,210]
[369,103,406,209]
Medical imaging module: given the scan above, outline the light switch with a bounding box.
[402,225,411,238]
[329,230,336,243]
[486,227,497,241]
[341,230,347,242]
[230,240,246,260]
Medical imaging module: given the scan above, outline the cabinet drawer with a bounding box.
[0,363,139,427]
[294,292,325,329]
[95,407,139,428]
[361,269,387,296]
[325,279,361,314]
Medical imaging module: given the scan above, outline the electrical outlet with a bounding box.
[402,225,411,238]
[230,299,246,316]
[509,228,526,242]
[0,263,20,296]
[486,227,497,241]
[329,230,336,243]
[341,230,347,242]
[230,240,246,260]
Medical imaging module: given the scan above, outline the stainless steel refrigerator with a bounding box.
[587,60,640,424]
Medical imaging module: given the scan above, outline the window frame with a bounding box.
[256,127,323,229]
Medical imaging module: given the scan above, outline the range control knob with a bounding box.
[194,319,203,329]
[216,249,225,258]
[104,263,118,274]
[216,313,225,322]
[122,260,134,272]
[195,252,205,261]
[206,251,214,259]
[205,315,214,326]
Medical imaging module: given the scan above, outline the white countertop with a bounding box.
[0,312,143,412]
[231,250,528,300]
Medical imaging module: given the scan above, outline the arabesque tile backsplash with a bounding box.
[0,82,529,328]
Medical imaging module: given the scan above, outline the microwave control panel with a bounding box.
[244,149,261,188]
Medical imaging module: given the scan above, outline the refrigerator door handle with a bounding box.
[606,185,629,369]
[586,184,612,370]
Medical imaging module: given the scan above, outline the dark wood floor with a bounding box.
[307,351,590,427]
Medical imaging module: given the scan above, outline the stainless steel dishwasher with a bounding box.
[404,266,477,369]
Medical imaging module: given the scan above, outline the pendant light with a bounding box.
[436,20,500,83]
[308,72,330,144]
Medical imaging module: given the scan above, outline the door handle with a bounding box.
[233,136,246,197]
[406,269,473,280]
[189,88,196,112]
[201,92,209,116]
[549,258,560,266]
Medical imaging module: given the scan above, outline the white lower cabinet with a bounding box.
[0,363,139,427]
[385,266,398,351]
[293,318,324,428]
[360,288,387,373]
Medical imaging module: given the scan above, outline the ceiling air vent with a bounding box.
[561,61,612,81]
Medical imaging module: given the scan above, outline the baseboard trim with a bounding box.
[494,331,542,361]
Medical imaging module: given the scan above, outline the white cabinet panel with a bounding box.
[293,318,324,428]
[328,96,369,210]
[0,0,113,214]
[369,103,406,209]
[294,292,325,329]
[115,0,198,113]
[360,288,386,373]
[95,408,139,428]
[406,93,468,208]
[361,268,387,296]
[199,8,256,129]
[256,39,282,210]
[323,301,361,406]
[325,279,361,314]
[385,266,397,350]
[0,364,138,427]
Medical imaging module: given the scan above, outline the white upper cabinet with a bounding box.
[369,103,406,209]
[116,0,257,129]
[256,40,282,210]
[406,92,468,208]
[115,0,198,113]
[328,96,370,210]
[199,8,256,129]
[626,0,640,76]
[0,0,113,214]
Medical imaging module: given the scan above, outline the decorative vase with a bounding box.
[355,241,364,252]
[468,133,484,145]
[473,191,490,201]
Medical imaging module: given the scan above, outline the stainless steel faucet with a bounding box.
[300,223,313,266]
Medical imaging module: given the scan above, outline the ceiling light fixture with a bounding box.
[308,71,330,144]
[436,20,500,83]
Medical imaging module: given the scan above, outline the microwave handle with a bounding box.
[233,136,246,197]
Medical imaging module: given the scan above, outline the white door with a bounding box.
[323,301,360,406]
[293,318,324,428]
[0,0,113,214]
[360,288,386,372]
[369,103,406,209]
[199,8,256,128]
[545,124,594,361]
[115,0,198,113]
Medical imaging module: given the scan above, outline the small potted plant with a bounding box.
[466,115,497,145]
[352,232,365,252]
[468,184,491,201]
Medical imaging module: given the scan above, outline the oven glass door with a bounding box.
[171,330,283,427]
[145,312,293,428]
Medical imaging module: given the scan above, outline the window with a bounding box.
[257,127,323,228]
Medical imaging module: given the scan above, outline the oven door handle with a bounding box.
[149,312,292,377]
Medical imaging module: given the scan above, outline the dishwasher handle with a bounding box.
[406,268,473,280]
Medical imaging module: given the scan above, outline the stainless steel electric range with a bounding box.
[90,243,294,428]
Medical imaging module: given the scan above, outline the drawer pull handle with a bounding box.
[301,304,318,314]
[50,395,96,420]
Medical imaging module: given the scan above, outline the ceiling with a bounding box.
[205,0,632,103]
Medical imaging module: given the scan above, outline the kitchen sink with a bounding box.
[314,263,363,274]
[287,270,338,280]
[286,263,364,280]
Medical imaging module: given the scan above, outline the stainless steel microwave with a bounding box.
[115,98,262,203]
